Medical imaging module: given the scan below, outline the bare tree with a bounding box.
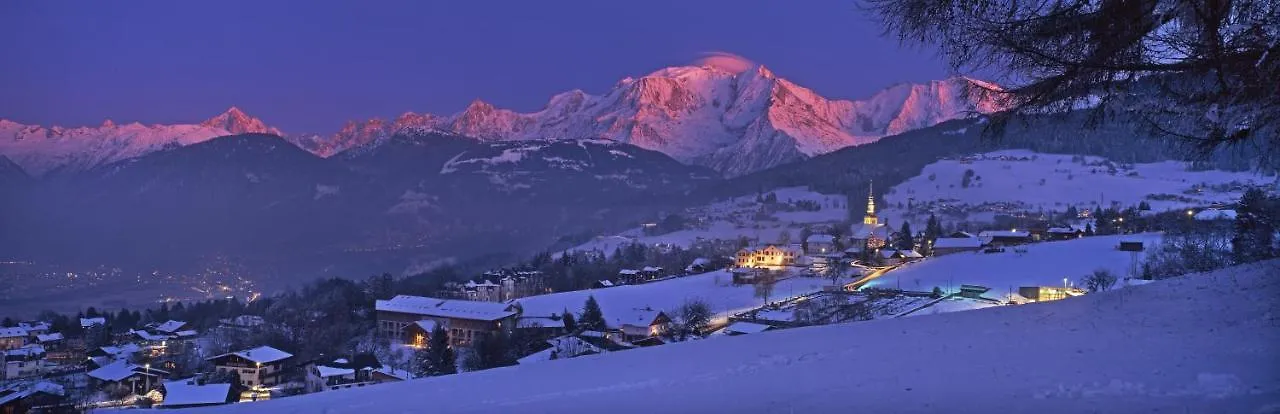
[753,271,778,304]
[676,299,713,339]
[862,0,1280,164]
[1081,268,1119,292]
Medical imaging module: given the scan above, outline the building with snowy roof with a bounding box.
[978,230,1033,246]
[87,360,169,395]
[160,378,232,408]
[153,320,189,334]
[931,237,983,256]
[375,295,521,347]
[208,346,294,389]
[0,328,27,351]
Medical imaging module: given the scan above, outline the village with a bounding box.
[0,176,1259,412]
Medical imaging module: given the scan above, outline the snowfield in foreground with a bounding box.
[184,261,1280,414]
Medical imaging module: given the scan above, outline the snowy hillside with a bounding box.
[186,261,1280,413]
[883,149,1274,225]
[0,108,280,176]
[563,186,849,256]
[872,233,1163,296]
[304,65,1004,176]
[516,269,853,327]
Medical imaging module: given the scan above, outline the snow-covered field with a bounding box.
[516,269,852,325]
[884,149,1273,225]
[187,261,1280,414]
[872,233,1163,297]
[565,186,849,256]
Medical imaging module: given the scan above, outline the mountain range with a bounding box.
[0,63,1004,177]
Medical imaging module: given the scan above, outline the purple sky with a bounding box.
[0,0,955,134]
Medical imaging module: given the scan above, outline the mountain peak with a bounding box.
[201,107,282,136]
[101,119,116,128]
[465,99,496,113]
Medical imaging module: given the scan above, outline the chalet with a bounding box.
[0,382,65,414]
[978,230,1033,246]
[617,269,640,284]
[591,280,616,289]
[16,322,48,338]
[685,257,712,274]
[35,333,62,347]
[3,345,46,380]
[0,328,27,351]
[403,320,438,349]
[89,343,142,361]
[804,234,837,255]
[516,316,567,335]
[1046,227,1083,240]
[375,295,521,347]
[208,346,293,389]
[79,317,106,329]
[371,366,413,383]
[152,320,189,335]
[735,245,800,268]
[931,237,982,256]
[640,266,665,280]
[304,354,388,393]
[87,360,169,395]
[159,378,232,409]
[609,309,672,342]
[131,329,171,343]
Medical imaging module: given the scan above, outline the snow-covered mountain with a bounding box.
[1,65,1001,178]
[0,108,279,176]
[199,106,283,136]
[300,65,1005,176]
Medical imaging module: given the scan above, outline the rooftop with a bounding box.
[161,378,231,407]
[933,237,982,248]
[211,345,293,364]
[0,327,25,338]
[154,320,188,334]
[376,295,519,321]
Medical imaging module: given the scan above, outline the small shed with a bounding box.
[1118,241,1144,252]
[958,284,991,299]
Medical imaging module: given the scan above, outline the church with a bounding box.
[848,183,890,255]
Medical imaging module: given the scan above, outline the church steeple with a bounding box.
[863,181,879,225]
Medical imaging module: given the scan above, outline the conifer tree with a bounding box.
[416,324,456,376]
[579,296,606,332]
[1232,189,1277,264]
[560,310,577,333]
[896,221,915,251]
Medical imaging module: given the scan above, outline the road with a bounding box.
[843,265,898,291]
